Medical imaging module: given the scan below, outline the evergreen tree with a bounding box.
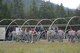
[65,8,74,17]
[12,0,24,19]
[0,0,11,20]
[55,4,60,17]
[28,0,39,19]
[3,4,11,19]
[59,3,66,17]
[75,9,80,16]
[39,1,56,19]
[0,0,3,20]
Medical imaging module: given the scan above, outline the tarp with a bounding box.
[0,27,5,39]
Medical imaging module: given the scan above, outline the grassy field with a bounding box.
[0,40,80,53]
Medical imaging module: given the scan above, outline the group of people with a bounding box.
[8,28,80,43]
[68,29,80,42]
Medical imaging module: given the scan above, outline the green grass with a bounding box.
[0,41,80,53]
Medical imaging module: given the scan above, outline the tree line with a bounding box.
[0,0,80,25]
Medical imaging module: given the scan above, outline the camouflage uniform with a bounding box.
[11,31,16,40]
[76,30,80,42]
[68,30,76,42]
[29,30,33,43]
[32,30,37,43]
[37,32,41,41]
[47,30,53,42]
[8,32,12,40]
[57,30,64,42]
[16,29,23,42]
[52,30,56,42]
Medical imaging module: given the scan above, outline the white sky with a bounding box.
[45,0,80,9]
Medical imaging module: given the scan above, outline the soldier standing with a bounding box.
[57,29,64,42]
[16,28,23,42]
[11,30,16,41]
[29,30,33,43]
[8,32,12,40]
[24,28,29,42]
[37,31,41,41]
[52,30,56,42]
[31,29,37,43]
[76,30,80,42]
[68,29,76,42]
[47,30,53,42]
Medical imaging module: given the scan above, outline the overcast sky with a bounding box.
[45,0,80,9]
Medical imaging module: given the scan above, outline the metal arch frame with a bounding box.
[0,19,32,28]
[49,18,68,30]
[0,16,80,31]
[21,19,39,29]
[0,19,19,26]
[0,19,13,23]
[34,19,52,29]
[6,19,31,32]
[64,16,80,34]
[21,19,44,29]
[0,17,73,23]
[0,19,52,29]
[21,19,46,43]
